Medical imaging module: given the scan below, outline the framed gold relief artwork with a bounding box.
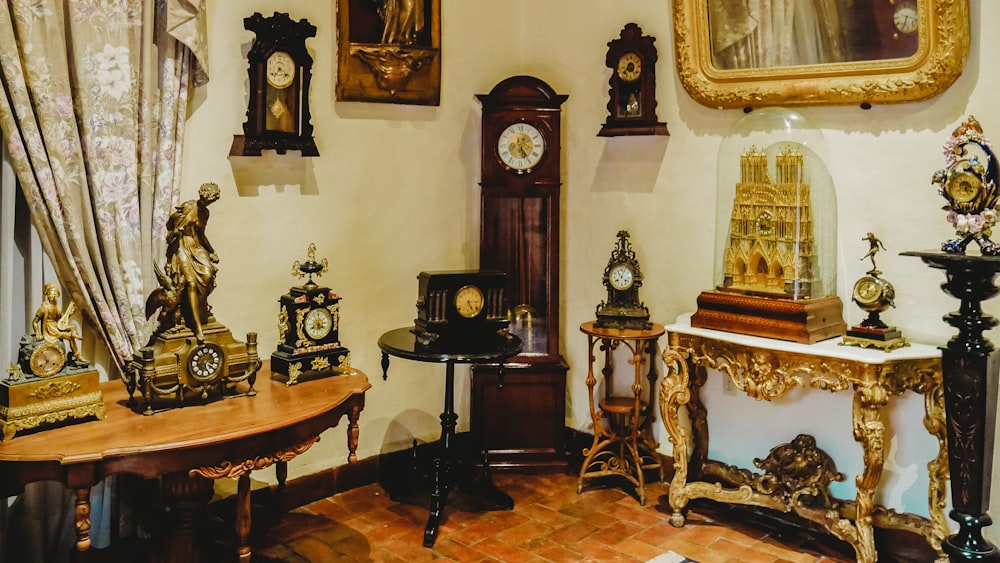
[336,0,441,105]
[674,0,969,108]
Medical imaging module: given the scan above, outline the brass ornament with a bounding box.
[660,331,949,562]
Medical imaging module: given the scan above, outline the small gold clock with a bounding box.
[454,285,485,319]
[616,52,642,82]
[841,233,907,351]
[595,231,651,330]
[28,343,66,378]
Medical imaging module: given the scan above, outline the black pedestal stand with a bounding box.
[904,250,1000,562]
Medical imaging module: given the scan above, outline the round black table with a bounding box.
[377,327,522,547]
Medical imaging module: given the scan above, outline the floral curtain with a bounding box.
[0,0,206,557]
[0,0,206,371]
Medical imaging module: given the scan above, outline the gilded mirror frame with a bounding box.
[673,0,969,108]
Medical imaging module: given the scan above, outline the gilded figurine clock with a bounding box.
[271,244,351,385]
[841,233,907,351]
[128,183,261,415]
[2,283,105,439]
[598,23,668,137]
[595,230,652,330]
[230,12,319,156]
[413,270,510,351]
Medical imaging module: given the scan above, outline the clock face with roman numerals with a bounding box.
[497,123,545,172]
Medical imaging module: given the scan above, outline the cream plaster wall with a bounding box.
[180,0,1000,534]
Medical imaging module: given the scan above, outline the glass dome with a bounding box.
[693,108,844,343]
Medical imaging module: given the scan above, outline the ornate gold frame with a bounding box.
[673,0,970,108]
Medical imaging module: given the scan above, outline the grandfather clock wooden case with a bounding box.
[472,76,569,471]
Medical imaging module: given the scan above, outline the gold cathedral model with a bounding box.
[692,147,845,343]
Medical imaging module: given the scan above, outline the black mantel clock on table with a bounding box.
[473,76,569,470]
[230,12,319,157]
[271,244,350,385]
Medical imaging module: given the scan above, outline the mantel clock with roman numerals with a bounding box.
[271,244,350,385]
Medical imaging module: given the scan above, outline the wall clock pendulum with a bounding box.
[230,12,319,156]
[472,76,569,470]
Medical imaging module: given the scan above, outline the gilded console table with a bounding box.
[660,314,949,563]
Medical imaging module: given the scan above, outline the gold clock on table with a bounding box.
[841,233,907,351]
[271,244,351,385]
[2,283,106,440]
[595,230,652,330]
[598,23,668,137]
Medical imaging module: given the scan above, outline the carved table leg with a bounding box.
[578,334,602,494]
[236,474,251,563]
[154,472,214,563]
[73,487,91,552]
[660,348,692,526]
[348,401,362,464]
[425,361,458,548]
[924,379,951,559]
[852,382,889,563]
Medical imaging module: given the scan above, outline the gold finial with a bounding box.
[291,243,329,285]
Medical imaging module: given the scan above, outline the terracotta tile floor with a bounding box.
[249,471,869,563]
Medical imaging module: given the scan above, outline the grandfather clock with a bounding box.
[471,76,569,470]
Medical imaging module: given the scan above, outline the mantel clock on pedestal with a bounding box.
[472,76,569,470]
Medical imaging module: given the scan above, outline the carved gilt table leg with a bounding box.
[660,347,693,526]
[851,381,889,563]
[924,380,951,559]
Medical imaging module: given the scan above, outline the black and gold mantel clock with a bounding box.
[598,23,668,137]
[271,244,350,385]
[472,76,569,470]
[230,12,319,157]
[596,230,652,330]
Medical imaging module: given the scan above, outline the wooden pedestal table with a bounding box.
[577,321,664,505]
[378,327,522,548]
[660,314,949,563]
[0,365,370,562]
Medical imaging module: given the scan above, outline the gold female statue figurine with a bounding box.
[32,282,87,364]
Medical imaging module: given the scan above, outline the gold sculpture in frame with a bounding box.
[673,0,969,108]
[336,0,441,105]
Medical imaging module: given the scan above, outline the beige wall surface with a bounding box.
[182,0,998,529]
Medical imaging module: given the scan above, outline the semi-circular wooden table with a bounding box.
[0,365,370,562]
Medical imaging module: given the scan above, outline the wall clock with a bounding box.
[271,244,351,385]
[472,75,569,470]
[595,230,652,330]
[230,12,319,156]
[598,23,668,137]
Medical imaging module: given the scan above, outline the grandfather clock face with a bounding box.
[477,76,567,360]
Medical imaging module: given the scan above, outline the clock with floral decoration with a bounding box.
[271,244,350,385]
[933,116,1000,255]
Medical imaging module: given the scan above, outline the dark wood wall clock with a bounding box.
[230,12,319,156]
[598,23,668,137]
[471,76,569,470]
[336,0,441,105]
